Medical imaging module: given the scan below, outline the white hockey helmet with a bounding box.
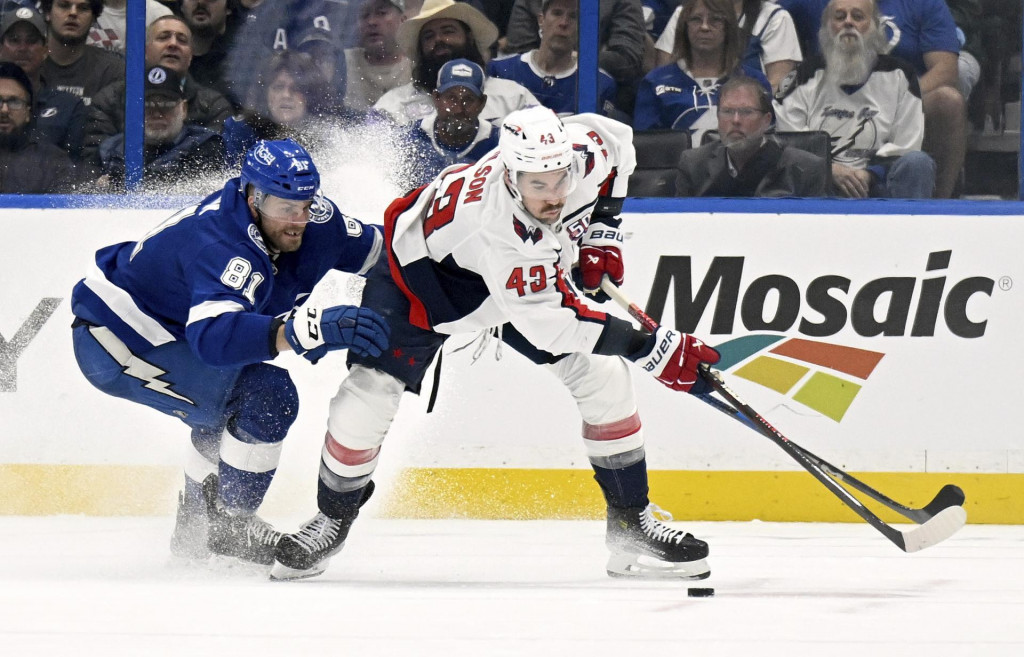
[499,106,578,197]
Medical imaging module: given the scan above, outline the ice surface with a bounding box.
[0,516,1021,656]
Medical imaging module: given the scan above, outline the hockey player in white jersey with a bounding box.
[271,106,722,581]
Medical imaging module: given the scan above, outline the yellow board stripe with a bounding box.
[2,465,1021,524]
[383,468,1022,524]
[0,464,181,516]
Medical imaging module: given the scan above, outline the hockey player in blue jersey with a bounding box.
[69,138,391,566]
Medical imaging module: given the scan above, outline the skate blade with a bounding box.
[205,554,273,576]
[269,560,329,582]
[606,553,711,580]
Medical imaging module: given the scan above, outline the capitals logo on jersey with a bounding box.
[572,144,595,177]
[512,216,542,244]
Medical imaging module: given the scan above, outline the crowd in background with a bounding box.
[0,0,1020,198]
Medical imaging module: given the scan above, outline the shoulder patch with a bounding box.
[308,190,334,224]
[247,223,269,254]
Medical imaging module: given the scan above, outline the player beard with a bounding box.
[821,27,884,86]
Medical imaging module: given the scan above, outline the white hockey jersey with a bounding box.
[773,54,925,169]
[386,113,637,357]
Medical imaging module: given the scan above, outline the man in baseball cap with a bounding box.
[375,0,538,124]
[0,5,48,42]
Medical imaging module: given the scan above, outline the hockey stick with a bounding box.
[599,278,967,553]
[686,388,965,524]
[597,277,964,523]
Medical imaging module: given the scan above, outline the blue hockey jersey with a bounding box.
[633,62,770,141]
[71,178,383,368]
[486,52,618,116]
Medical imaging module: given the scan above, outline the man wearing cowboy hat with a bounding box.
[374,0,539,124]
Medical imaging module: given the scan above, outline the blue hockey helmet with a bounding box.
[239,139,320,201]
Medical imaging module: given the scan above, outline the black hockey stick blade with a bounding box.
[699,366,967,553]
[692,390,965,524]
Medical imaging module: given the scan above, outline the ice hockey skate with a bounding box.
[605,504,710,580]
[270,481,374,581]
[169,487,212,561]
[201,475,283,566]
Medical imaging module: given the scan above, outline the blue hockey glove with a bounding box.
[284,305,390,363]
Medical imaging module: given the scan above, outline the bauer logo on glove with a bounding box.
[628,327,720,394]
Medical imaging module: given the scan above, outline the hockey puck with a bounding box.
[687,587,715,597]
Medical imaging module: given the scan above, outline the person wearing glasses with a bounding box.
[675,74,828,196]
[633,0,771,145]
[94,65,225,192]
[654,0,803,93]
[0,60,77,192]
[70,138,389,568]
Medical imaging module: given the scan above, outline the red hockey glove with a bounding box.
[628,327,721,394]
[578,220,624,302]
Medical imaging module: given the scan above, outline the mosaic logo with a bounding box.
[715,335,884,423]
[646,250,994,338]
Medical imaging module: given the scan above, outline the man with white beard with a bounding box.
[95,65,225,191]
[773,0,935,198]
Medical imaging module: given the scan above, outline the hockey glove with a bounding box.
[284,305,391,363]
[578,219,624,302]
[627,326,720,394]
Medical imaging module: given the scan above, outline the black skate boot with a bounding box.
[202,474,283,566]
[270,482,374,581]
[169,489,211,561]
[605,504,710,580]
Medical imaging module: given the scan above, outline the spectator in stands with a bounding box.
[946,0,983,101]
[487,0,619,117]
[222,0,355,112]
[0,61,77,192]
[180,0,236,106]
[342,0,411,111]
[40,0,123,107]
[469,0,515,48]
[86,0,172,54]
[375,0,539,124]
[634,0,770,144]
[676,74,828,196]
[644,0,684,40]
[778,0,964,198]
[0,4,87,159]
[96,65,225,190]
[221,51,336,168]
[655,0,802,92]
[85,15,233,166]
[395,58,498,187]
[774,0,935,198]
[502,0,646,113]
